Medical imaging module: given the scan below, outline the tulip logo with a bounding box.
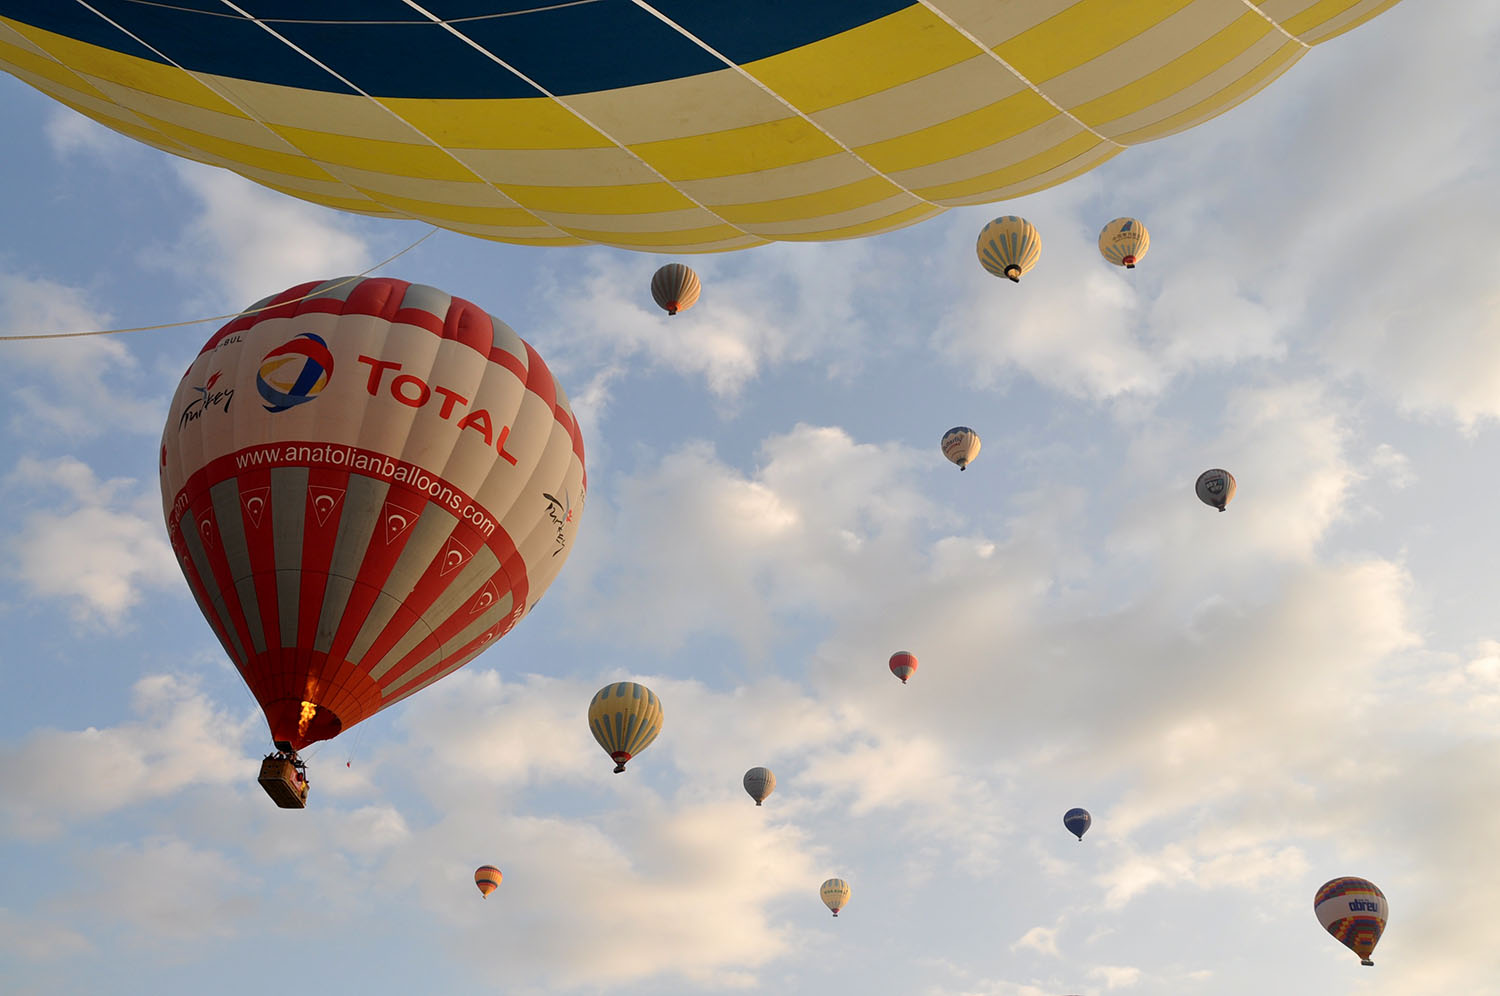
[258,333,334,412]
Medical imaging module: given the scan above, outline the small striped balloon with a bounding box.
[474,865,502,898]
[587,681,664,773]
[1098,217,1150,269]
[650,264,702,316]
[889,651,918,684]
[743,766,776,806]
[976,216,1041,283]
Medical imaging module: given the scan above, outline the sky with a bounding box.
[1,1,1498,994]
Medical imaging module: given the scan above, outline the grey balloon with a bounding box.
[743,766,776,806]
[1195,468,1237,511]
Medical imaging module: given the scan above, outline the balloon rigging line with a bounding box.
[0,226,440,342]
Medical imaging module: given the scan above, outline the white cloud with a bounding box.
[0,908,92,960]
[63,837,260,942]
[533,238,891,400]
[148,162,374,309]
[1088,965,1142,990]
[0,274,164,437]
[43,106,136,161]
[3,455,180,624]
[1011,925,1060,957]
[568,424,938,655]
[0,674,253,837]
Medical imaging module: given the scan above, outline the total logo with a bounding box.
[258,333,334,412]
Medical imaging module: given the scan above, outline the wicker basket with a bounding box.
[258,756,309,809]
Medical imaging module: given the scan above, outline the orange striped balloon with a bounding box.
[475,865,503,898]
[650,264,702,316]
[889,651,918,685]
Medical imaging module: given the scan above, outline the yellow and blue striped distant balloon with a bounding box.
[976,216,1041,282]
[1098,217,1150,269]
[0,2,1403,253]
[588,681,663,774]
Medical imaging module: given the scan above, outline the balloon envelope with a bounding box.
[743,766,776,806]
[976,216,1041,282]
[889,651,918,684]
[1195,468,1237,511]
[475,865,503,898]
[650,264,702,316]
[942,427,981,471]
[588,682,664,773]
[1315,877,1387,966]
[820,878,851,917]
[1063,807,1092,841]
[159,277,586,751]
[0,4,1401,252]
[1099,217,1150,268]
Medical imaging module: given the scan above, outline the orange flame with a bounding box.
[297,700,317,739]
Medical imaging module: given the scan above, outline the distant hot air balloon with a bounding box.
[1099,218,1150,269]
[889,651,918,685]
[160,277,586,808]
[821,878,851,917]
[743,767,776,806]
[1315,877,1387,966]
[942,427,981,471]
[650,264,702,316]
[1063,808,1092,841]
[1195,468,1237,511]
[588,681,664,773]
[475,865,503,898]
[976,216,1041,283]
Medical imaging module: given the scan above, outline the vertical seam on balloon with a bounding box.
[1235,1,1313,47]
[917,0,1126,149]
[207,1,573,242]
[631,0,942,208]
[400,0,763,244]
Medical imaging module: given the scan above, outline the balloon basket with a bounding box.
[258,754,310,809]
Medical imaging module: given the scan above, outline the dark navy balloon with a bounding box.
[1063,808,1092,841]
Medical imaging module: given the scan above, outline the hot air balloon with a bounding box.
[1315,877,1387,966]
[889,651,918,685]
[160,277,586,808]
[820,878,851,917]
[743,766,776,806]
[475,865,503,898]
[1099,218,1150,269]
[588,682,664,773]
[651,264,701,316]
[1195,468,1237,511]
[942,427,981,471]
[1063,808,1091,842]
[976,216,1041,282]
[0,5,1403,253]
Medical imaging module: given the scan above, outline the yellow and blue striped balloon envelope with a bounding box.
[0,1,1402,253]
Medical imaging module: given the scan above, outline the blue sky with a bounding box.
[3,2,1499,994]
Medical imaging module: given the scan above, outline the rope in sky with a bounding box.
[0,227,440,342]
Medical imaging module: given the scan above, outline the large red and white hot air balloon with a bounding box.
[160,277,585,802]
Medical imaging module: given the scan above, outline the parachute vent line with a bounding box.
[0,228,438,341]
